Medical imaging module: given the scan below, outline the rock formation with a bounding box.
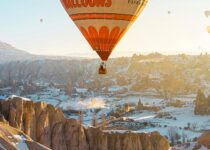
[197,131,210,149]
[0,97,170,150]
[0,122,51,150]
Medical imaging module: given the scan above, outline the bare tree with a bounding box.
[191,122,197,131]
[187,122,191,129]
[92,114,98,128]
[101,113,106,130]
[168,127,181,145]
[79,111,84,125]
[182,131,188,143]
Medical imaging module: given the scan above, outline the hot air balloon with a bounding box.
[207,26,210,33]
[60,0,148,74]
[168,11,171,15]
[204,10,210,18]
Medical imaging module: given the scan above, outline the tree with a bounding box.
[191,122,197,131]
[101,113,106,130]
[187,122,191,129]
[182,131,188,143]
[137,98,144,110]
[168,127,175,145]
[79,111,84,125]
[168,127,181,145]
[65,81,73,96]
[194,89,210,115]
[195,89,206,104]
[207,95,210,106]
[92,114,98,128]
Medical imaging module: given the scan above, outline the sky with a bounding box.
[0,0,210,58]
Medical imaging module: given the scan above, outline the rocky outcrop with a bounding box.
[0,122,51,150]
[197,131,210,149]
[0,97,170,150]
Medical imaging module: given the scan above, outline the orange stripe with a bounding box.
[70,13,136,21]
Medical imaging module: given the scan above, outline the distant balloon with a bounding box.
[204,10,210,18]
[207,26,210,33]
[40,18,43,23]
[197,45,201,50]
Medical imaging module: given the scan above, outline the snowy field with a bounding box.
[57,92,210,142]
[1,87,209,143]
[27,88,69,107]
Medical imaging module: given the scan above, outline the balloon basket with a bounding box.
[99,68,107,75]
[98,62,107,75]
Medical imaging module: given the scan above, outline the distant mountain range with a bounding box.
[0,41,84,63]
[0,41,32,62]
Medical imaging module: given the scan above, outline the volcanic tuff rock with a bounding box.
[0,97,170,150]
[197,131,210,149]
[0,121,51,150]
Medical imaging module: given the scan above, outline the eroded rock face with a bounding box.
[198,131,210,149]
[0,98,170,150]
[0,122,51,150]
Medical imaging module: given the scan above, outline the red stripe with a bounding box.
[70,13,136,21]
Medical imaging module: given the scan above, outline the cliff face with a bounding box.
[0,97,170,150]
[198,131,210,149]
[0,122,51,150]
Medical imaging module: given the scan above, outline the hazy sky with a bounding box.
[0,0,210,57]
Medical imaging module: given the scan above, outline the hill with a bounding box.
[0,41,32,63]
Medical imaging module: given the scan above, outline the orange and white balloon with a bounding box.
[60,0,148,61]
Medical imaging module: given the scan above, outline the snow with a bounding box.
[7,95,31,101]
[0,95,6,100]
[60,97,106,110]
[103,130,131,134]
[174,142,209,150]
[27,87,69,106]
[109,96,163,107]
[123,96,210,141]
[2,84,209,148]
[133,114,156,121]
[59,92,209,143]
[60,93,208,142]
[13,135,29,150]
[108,86,127,92]
[75,88,88,93]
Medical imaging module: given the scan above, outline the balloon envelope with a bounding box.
[60,0,148,61]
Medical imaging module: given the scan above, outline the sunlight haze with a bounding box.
[0,0,210,57]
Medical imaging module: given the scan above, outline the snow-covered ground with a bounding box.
[125,96,210,141]
[1,86,209,144]
[173,142,209,150]
[27,88,69,106]
[13,135,29,150]
[57,92,210,142]
[0,95,7,100]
